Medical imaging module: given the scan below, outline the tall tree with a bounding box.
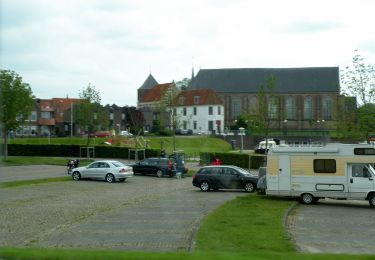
[357,103,375,142]
[74,84,108,145]
[341,50,375,105]
[0,70,34,159]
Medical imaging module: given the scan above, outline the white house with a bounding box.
[173,89,224,134]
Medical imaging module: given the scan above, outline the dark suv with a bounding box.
[131,157,187,177]
[192,165,258,192]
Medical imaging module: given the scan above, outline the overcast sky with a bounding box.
[1,0,375,106]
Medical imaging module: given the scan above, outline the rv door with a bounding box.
[278,155,291,194]
[348,164,375,199]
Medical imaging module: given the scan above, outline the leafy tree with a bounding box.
[74,84,108,145]
[0,70,34,159]
[357,103,375,142]
[175,78,191,90]
[341,50,375,105]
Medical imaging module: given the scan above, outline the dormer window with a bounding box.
[179,96,185,105]
[194,96,200,104]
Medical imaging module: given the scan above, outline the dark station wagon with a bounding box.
[192,165,258,192]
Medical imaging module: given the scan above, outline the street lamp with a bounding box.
[116,123,121,134]
[283,119,288,136]
[239,127,245,153]
[70,102,73,137]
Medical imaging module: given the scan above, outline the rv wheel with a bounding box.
[369,194,375,208]
[300,193,314,205]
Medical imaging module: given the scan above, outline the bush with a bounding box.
[8,144,160,160]
[200,152,266,169]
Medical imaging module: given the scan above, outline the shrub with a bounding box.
[199,152,266,169]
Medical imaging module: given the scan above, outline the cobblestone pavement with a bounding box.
[288,199,375,254]
[0,171,246,251]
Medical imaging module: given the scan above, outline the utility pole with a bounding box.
[70,102,73,137]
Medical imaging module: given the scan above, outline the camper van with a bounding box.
[266,143,375,207]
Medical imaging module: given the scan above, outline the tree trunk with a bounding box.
[3,127,8,160]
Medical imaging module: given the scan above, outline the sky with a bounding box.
[1,0,375,106]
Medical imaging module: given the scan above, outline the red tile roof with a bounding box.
[141,83,172,102]
[174,89,223,106]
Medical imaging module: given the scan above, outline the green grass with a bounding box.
[7,136,231,156]
[1,156,93,167]
[0,177,71,188]
[195,194,295,253]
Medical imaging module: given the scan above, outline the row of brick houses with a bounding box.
[137,66,353,134]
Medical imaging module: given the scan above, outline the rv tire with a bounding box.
[369,194,375,208]
[300,193,314,205]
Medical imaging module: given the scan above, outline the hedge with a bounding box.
[8,144,160,160]
[200,152,266,169]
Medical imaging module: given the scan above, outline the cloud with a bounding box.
[284,20,343,34]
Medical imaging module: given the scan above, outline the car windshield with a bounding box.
[111,161,125,167]
[232,166,252,176]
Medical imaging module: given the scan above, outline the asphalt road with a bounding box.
[288,199,375,254]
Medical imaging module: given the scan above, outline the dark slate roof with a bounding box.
[139,74,158,90]
[188,67,340,93]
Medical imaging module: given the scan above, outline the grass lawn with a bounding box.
[0,194,372,259]
[0,177,71,188]
[1,157,93,167]
[7,136,231,157]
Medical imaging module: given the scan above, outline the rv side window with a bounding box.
[354,148,375,155]
[314,159,336,173]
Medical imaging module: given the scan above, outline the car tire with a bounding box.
[72,171,81,181]
[200,181,210,192]
[105,173,115,183]
[119,178,126,182]
[156,170,163,178]
[300,193,314,205]
[244,182,255,193]
[369,194,375,208]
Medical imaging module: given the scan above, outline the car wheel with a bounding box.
[369,194,375,208]
[72,171,81,181]
[244,182,255,193]
[105,173,115,183]
[156,170,163,178]
[200,181,210,192]
[300,193,314,205]
[119,178,126,182]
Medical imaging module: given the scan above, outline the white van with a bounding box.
[266,143,375,207]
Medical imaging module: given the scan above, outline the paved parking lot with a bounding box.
[0,167,245,251]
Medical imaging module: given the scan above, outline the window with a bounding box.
[183,121,187,129]
[179,96,185,105]
[173,108,177,116]
[194,96,200,104]
[268,97,278,119]
[304,96,313,120]
[232,98,241,118]
[314,159,336,173]
[110,113,114,120]
[208,120,213,131]
[41,112,51,119]
[352,165,372,178]
[354,148,375,155]
[193,121,197,130]
[183,107,187,116]
[193,107,197,116]
[218,106,221,115]
[121,113,125,120]
[208,106,213,115]
[29,111,37,121]
[285,96,295,119]
[323,96,332,120]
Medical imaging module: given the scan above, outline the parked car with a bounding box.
[131,157,187,177]
[192,165,258,192]
[71,160,133,183]
[89,131,112,138]
[119,130,133,136]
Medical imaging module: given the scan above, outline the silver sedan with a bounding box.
[71,160,134,183]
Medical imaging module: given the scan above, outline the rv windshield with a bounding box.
[368,164,375,176]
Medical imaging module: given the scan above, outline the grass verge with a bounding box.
[1,156,93,167]
[0,177,71,188]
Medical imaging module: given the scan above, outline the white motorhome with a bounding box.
[266,143,375,207]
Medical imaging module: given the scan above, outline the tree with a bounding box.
[357,103,375,142]
[175,78,191,90]
[245,75,277,152]
[341,50,375,105]
[0,70,34,159]
[74,84,108,145]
